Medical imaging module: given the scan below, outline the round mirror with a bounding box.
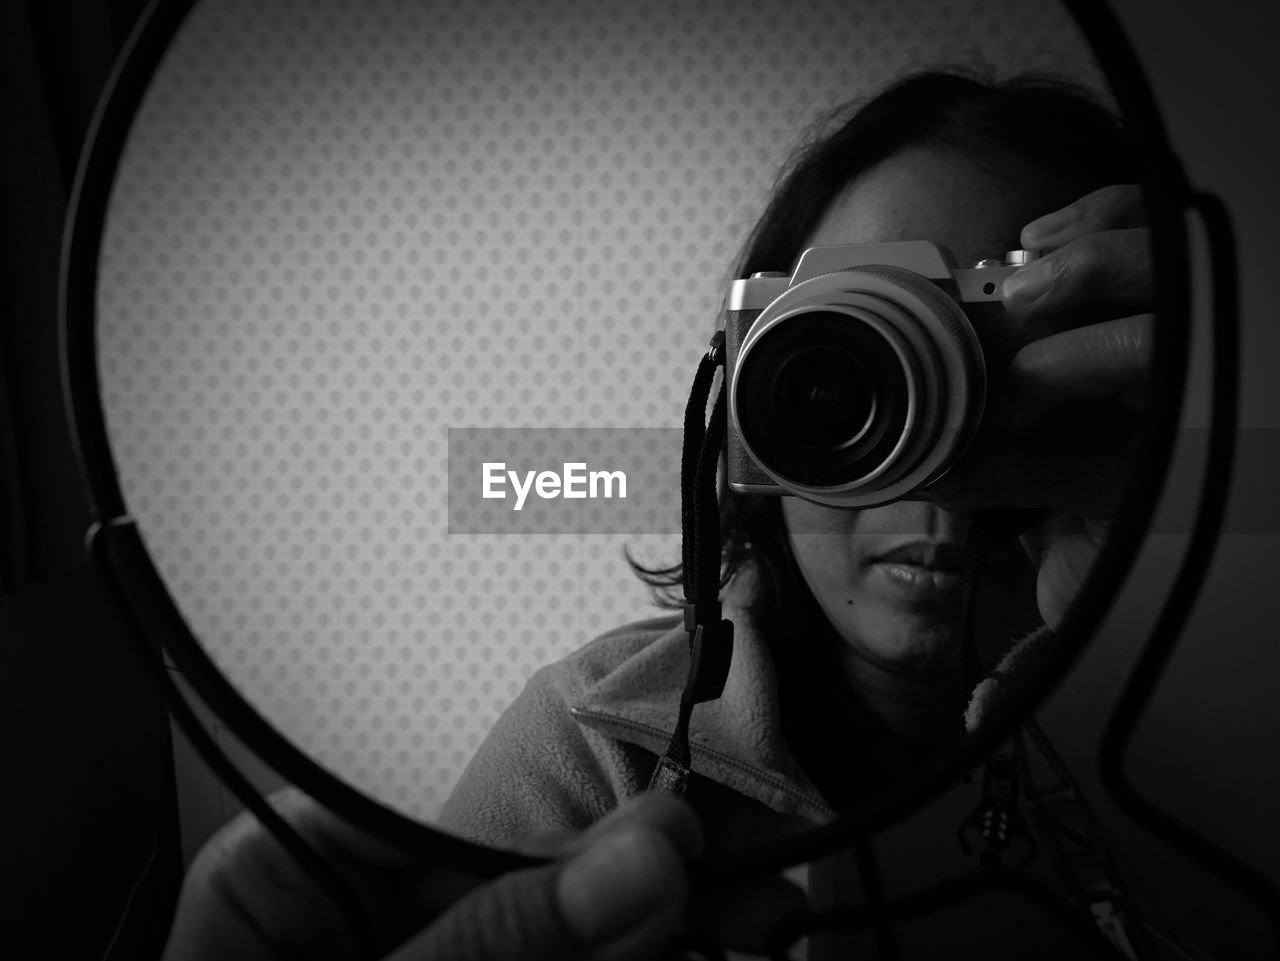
[70,0,1179,871]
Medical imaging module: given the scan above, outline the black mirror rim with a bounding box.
[59,0,1193,878]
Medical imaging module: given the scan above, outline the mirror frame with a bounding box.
[60,0,1195,879]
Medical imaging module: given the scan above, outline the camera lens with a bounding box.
[728,262,987,507]
[735,310,911,488]
[774,348,875,453]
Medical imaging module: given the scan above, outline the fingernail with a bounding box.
[1002,258,1052,306]
[557,825,669,943]
[1021,205,1073,247]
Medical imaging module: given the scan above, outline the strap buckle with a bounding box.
[682,606,733,704]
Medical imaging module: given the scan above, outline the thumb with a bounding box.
[388,818,691,961]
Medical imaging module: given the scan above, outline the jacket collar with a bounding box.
[569,574,837,822]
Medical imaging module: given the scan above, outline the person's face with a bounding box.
[781,145,1080,673]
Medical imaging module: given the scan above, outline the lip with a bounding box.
[866,541,967,604]
[870,540,967,572]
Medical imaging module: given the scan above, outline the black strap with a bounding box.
[649,332,734,793]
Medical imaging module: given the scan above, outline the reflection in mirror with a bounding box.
[97,0,1139,854]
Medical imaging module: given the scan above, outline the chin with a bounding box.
[837,610,961,675]
[879,638,959,675]
[892,643,960,675]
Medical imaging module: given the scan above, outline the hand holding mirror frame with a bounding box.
[161,788,805,961]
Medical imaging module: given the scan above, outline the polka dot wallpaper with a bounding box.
[98,0,1103,827]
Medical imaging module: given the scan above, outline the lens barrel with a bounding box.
[729,266,984,507]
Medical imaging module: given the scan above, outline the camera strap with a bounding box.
[1020,721,1157,960]
[649,330,735,798]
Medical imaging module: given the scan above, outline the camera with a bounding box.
[724,242,1037,509]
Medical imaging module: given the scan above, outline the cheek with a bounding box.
[780,497,857,538]
[781,499,870,589]
[789,534,860,589]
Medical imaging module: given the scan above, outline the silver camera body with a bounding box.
[724,242,1036,509]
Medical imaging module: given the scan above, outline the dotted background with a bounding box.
[98,0,1102,828]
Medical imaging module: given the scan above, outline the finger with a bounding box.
[932,445,1131,519]
[396,794,702,959]
[388,818,692,961]
[393,792,705,948]
[1003,314,1153,418]
[1002,230,1152,317]
[1019,184,1146,251]
[1021,514,1112,632]
[1020,514,1111,570]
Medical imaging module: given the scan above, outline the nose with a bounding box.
[909,498,973,541]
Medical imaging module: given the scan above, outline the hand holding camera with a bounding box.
[933,184,1152,630]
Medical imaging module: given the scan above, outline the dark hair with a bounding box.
[629,67,1139,636]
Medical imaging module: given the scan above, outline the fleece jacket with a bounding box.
[436,580,1055,854]
[437,592,841,854]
